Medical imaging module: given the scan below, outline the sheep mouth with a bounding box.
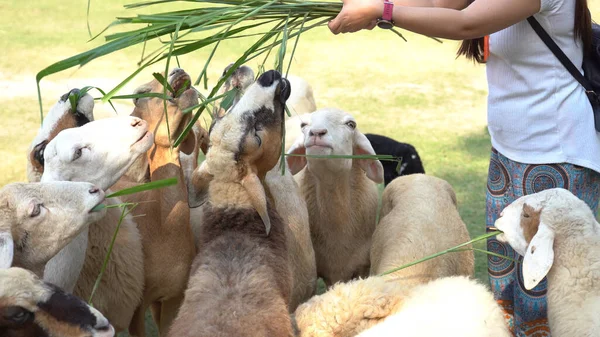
[131,131,154,152]
[169,70,192,98]
[89,200,105,213]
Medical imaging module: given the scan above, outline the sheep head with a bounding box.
[0,267,114,337]
[0,182,105,271]
[213,63,256,118]
[40,116,154,190]
[191,70,291,235]
[494,188,596,290]
[287,108,384,183]
[131,68,204,154]
[27,89,95,183]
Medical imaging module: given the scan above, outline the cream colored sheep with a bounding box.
[294,276,510,337]
[168,70,294,337]
[287,108,384,286]
[495,188,600,337]
[0,181,105,274]
[266,160,317,311]
[0,267,115,337]
[370,174,474,285]
[34,110,150,333]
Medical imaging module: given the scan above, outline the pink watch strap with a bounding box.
[382,0,393,21]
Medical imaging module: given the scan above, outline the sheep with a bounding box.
[287,108,384,286]
[364,133,425,186]
[32,106,150,333]
[294,275,510,337]
[370,174,474,286]
[494,188,600,337]
[265,161,317,311]
[168,70,294,337]
[110,68,199,336]
[0,267,115,337]
[0,181,105,274]
[198,64,317,311]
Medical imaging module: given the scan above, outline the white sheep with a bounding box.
[495,187,600,337]
[0,267,115,337]
[294,275,511,337]
[35,110,150,333]
[370,174,474,285]
[287,107,384,286]
[0,181,105,273]
[168,70,294,337]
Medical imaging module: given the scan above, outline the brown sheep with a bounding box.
[168,70,294,337]
[370,174,474,285]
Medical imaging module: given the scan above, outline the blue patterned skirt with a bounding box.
[486,148,600,336]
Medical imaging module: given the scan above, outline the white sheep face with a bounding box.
[286,108,384,183]
[41,116,154,190]
[0,182,106,270]
[493,188,576,290]
[0,267,115,337]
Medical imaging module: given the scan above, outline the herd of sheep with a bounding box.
[0,66,598,337]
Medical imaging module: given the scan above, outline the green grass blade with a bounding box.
[86,0,93,38]
[285,12,308,77]
[274,14,289,73]
[285,154,396,161]
[378,231,502,276]
[105,178,178,198]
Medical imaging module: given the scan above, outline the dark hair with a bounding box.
[457,0,593,63]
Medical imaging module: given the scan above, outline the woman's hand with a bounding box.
[328,0,383,34]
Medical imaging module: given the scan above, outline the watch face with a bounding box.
[377,20,394,29]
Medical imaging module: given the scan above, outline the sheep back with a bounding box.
[167,204,293,337]
[370,174,474,285]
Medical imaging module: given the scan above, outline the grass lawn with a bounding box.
[1,0,599,335]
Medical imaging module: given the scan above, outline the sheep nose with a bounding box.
[60,88,81,102]
[257,70,282,87]
[309,128,328,137]
[89,186,100,194]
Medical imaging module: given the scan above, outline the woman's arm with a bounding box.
[328,0,541,40]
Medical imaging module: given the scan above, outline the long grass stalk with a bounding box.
[378,231,503,277]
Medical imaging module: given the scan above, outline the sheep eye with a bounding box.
[3,306,32,324]
[522,213,530,218]
[346,121,356,129]
[300,123,307,129]
[30,203,42,218]
[256,135,262,147]
[73,148,83,161]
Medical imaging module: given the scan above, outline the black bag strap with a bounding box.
[527,16,595,93]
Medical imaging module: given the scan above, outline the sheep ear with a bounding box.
[189,161,213,208]
[286,136,307,175]
[0,231,14,269]
[522,222,555,290]
[241,173,271,235]
[353,131,384,184]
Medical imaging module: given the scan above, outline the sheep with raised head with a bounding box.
[287,108,384,286]
[364,133,425,186]
[168,70,294,337]
[0,267,115,337]
[495,188,600,337]
[370,174,474,285]
[113,68,200,336]
[294,275,510,337]
[0,181,105,273]
[197,64,317,311]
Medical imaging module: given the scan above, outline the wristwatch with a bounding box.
[376,0,394,29]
